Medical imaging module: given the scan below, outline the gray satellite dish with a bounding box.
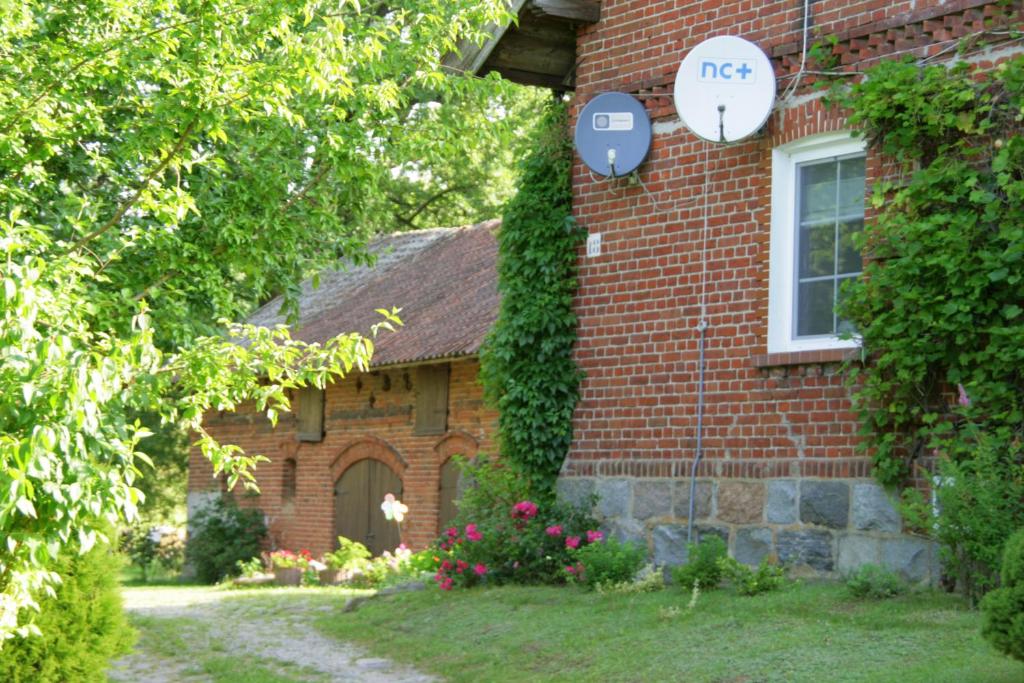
[574,92,652,177]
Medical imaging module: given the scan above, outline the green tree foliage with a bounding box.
[834,55,1024,596]
[982,527,1024,662]
[0,539,135,683]
[480,101,585,492]
[0,0,513,640]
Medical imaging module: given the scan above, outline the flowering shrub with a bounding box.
[434,498,601,590]
[270,549,313,570]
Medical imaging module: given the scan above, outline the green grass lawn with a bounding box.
[313,581,1024,683]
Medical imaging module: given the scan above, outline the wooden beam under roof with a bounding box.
[441,0,599,91]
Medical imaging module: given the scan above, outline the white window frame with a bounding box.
[768,132,867,354]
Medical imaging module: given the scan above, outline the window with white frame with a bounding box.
[768,132,867,354]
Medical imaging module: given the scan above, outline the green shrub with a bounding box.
[718,556,786,596]
[0,541,135,683]
[120,524,185,582]
[186,495,267,583]
[572,537,646,590]
[846,564,907,599]
[903,432,1024,603]
[981,527,1024,662]
[672,536,728,590]
[323,536,372,571]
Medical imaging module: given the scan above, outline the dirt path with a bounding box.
[109,586,437,683]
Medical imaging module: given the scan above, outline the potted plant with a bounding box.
[320,536,371,585]
[270,549,311,586]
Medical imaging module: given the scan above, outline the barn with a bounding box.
[186,220,500,557]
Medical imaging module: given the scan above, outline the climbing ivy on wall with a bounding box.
[480,101,586,493]
[834,53,1024,596]
[834,54,1024,485]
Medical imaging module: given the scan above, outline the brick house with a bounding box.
[449,0,1023,581]
[187,221,500,556]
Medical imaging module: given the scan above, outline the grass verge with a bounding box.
[313,581,1024,682]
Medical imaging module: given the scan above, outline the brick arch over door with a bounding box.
[434,431,479,533]
[328,436,407,484]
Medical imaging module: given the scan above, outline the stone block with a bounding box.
[734,527,774,566]
[633,480,672,520]
[672,479,714,520]
[652,524,689,566]
[696,524,730,544]
[766,480,798,524]
[603,517,647,548]
[556,477,596,512]
[836,534,881,576]
[777,529,834,572]
[882,537,934,584]
[799,480,850,529]
[595,478,632,519]
[716,481,765,524]
[851,483,902,533]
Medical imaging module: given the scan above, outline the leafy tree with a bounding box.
[0,0,513,641]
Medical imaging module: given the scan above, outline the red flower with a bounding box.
[465,523,483,542]
[545,525,563,537]
[474,563,488,576]
[586,530,604,544]
[511,500,538,520]
[565,535,581,549]
[446,526,459,539]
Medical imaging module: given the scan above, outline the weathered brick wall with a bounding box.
[562,0,1022,580]
[187,358,497,556]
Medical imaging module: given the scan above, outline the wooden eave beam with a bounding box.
[529,0,601,24]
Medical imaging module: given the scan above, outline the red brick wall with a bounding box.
[566,0,1022,483]
[187,357,497,555]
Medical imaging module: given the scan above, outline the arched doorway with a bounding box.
[333,459,403,556]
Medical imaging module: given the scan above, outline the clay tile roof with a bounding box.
[247,219,501,367]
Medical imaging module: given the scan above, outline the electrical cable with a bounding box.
[686,140,712,546]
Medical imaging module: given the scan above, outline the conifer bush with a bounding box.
[981,527,1024,662]
[0,541,135,682]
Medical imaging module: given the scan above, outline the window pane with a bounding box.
[837,218,863,274]
[799,222,835,278]
[836,275,859,335]
[838,157,865,215]
[799,161,837,224]
[797,280,835,336]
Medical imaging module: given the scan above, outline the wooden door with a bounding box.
[334,459,402,556]
[438,459,460,531]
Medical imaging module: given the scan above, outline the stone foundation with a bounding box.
[557,476,939,584]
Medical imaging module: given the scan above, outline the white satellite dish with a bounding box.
[674,36,775,143]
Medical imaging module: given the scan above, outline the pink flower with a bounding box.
[586,530,604,544]
[446,526,459,539]
[474,563,488,576]
[545,525,563,537]
[565,565,576,574]
[465,523,483,542]
[511,500,538,520]
[440,577,453,591]
[957,383,971,407]
[566,535,581,549]
[440,560,452,571]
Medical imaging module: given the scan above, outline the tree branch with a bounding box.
[68,117,198,255]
